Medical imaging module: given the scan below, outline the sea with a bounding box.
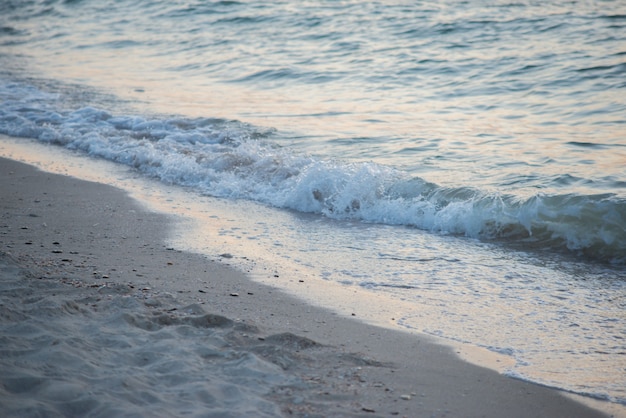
[1,0,625,408]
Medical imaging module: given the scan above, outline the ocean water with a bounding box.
[1,0,625,406]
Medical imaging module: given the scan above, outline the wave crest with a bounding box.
[1,82,624,264]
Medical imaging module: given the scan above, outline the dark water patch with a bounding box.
[497,63,548,78]
[0,26,26,36]
[566,141,611,150]
[215,13,277,26]
[575,63,624,74]
[230,67,343,86]
[96,39,143,50]
[601,14,626,21]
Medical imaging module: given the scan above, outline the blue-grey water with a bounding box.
[1,0,625,406]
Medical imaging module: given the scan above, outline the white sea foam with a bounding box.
[1,81,624,263]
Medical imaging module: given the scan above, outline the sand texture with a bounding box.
[0,156,611,417]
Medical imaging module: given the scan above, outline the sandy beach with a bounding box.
[0,155,613,417]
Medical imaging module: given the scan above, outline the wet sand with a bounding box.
[0,156,612,417]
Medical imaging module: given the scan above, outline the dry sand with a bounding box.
[0,156,613,417]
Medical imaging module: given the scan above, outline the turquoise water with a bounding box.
[1,0,625,405]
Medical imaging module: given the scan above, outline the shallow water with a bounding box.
[1,0,625,406]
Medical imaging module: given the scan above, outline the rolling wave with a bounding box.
[2,80,624,264]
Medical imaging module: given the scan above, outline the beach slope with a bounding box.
[0,157,608,417]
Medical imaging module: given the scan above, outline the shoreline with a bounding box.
[0,152,616,416]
